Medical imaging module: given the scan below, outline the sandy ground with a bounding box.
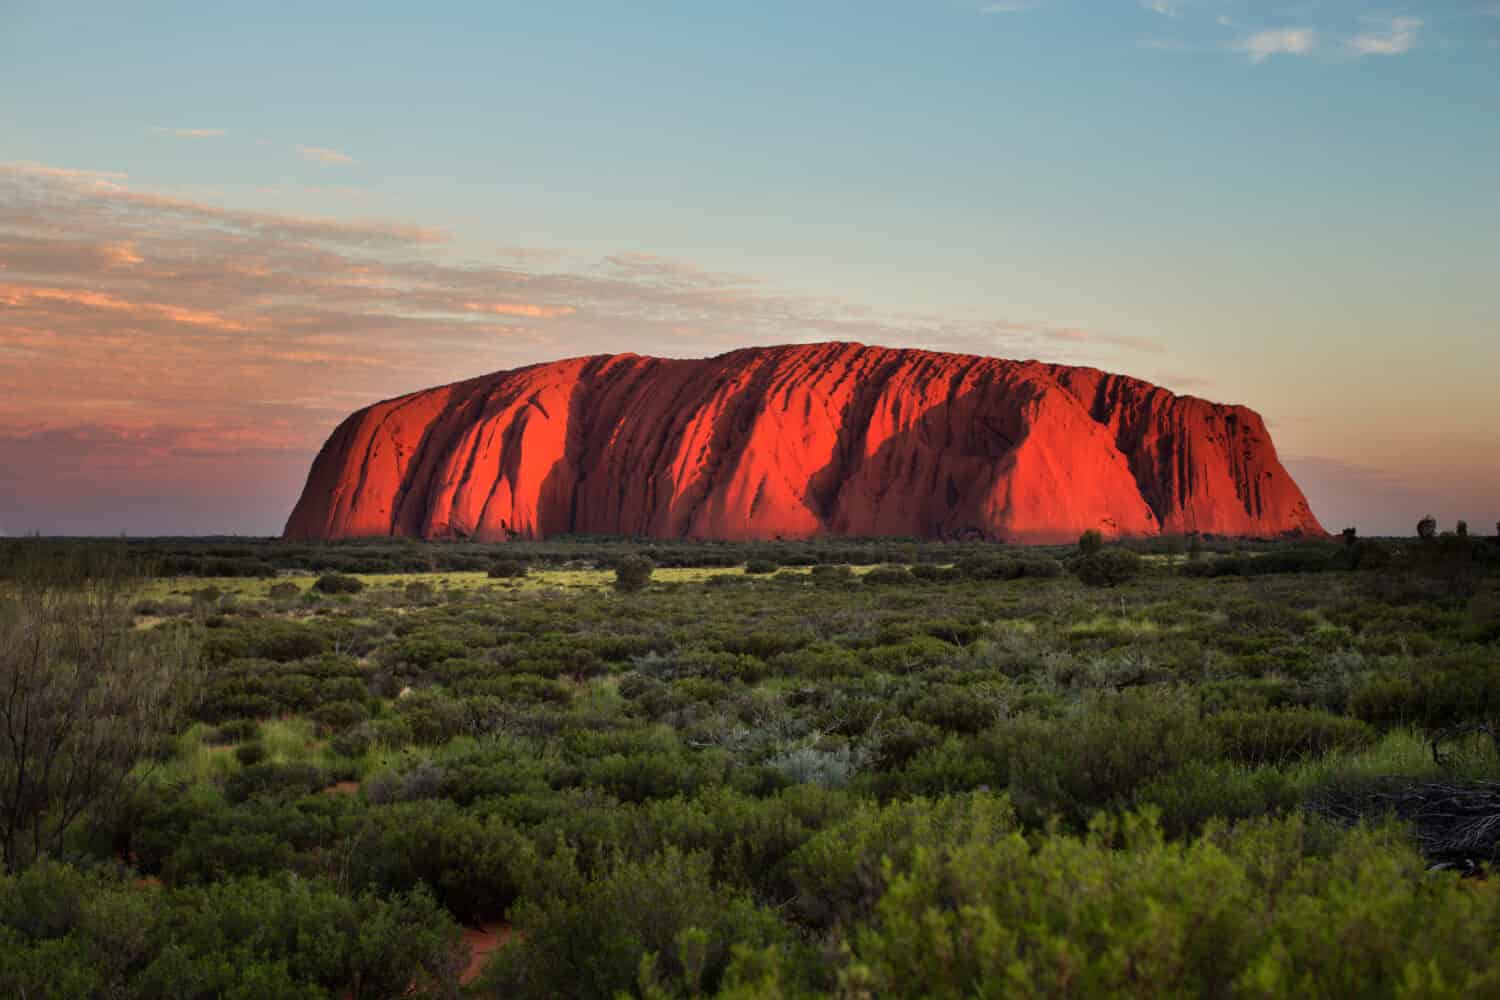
[461,923,517,984]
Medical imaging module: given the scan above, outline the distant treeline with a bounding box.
[0,532,1493,581]
[0,534,1278,578]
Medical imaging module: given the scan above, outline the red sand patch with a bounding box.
[322,780,361,796]
[461,923,516,984]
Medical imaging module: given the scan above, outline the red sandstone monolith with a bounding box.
[284,343,1324,543]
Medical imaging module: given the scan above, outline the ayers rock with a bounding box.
[284,343,1324,544]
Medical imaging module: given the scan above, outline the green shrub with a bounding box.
[310,699,369,732]
[223,762,327,804]
[483,848,799,999]
[0,863,462,999]
[1020,558,1065,578]
[329,723,374,759]
[837,810,1500,999]
[233,741,267,767]
[972,690,1220,825]
[707,573,753,589]
[313,572,364,594]
[863,565,914,586]
[956,557,1020,580]
[267,581,300,601]
[489,559,529,579]
[1075,548,1142,587]
[1079,529,1104,555]
[787,793,1017,930]
[874,719,945,769]
[910,685,1002,734]
[395,690,469,745]
[212,719,259,744]
[810,564,854,585]
[350,801,535,922]
[1135,760,1297,836]
[744,559,778,575]
[1209,708,1373,765]
[615,555,655,593]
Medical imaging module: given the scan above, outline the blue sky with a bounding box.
[1,1,1496,535]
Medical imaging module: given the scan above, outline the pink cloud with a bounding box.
[0,159,1150,534]
[297,145,355,165]
[0,283,253,332]
[462,301,578,319]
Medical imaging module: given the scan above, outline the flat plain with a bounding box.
[3,533,1499,998]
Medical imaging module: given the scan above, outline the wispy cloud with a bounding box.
[0,159,1164,533]
[1233,27,1317,63]
[1139,37,1194,52]
[152,126,227,138]
[5,161,127,185]
[1346,16,1421,57]
[462,302,578,319]
[978,2,1040,13]
[297,145,356,165]
[1150,371,1215,393]
[1140,1,1181,17]
[1039,328,1165,353]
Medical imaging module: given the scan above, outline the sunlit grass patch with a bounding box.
[1066,614,1163,637]
[134,564,772,604]
[153,724,241,785]
[258,718,322,763]
[1291,727,1499,791]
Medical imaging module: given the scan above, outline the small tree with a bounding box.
[1417,515,1438,541]
[314,572,364,594]
[1074,549,1142,588]
[1078,530,1104,556]
[614,555,655,593]
[267,581,300,601]
[0,549,200,871]
[1456,520,1469,537]
[1341,527,1358,546]
[1187,535,1204,562]
[488,559,528,579]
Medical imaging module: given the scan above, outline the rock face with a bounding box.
[283,343,1324,544]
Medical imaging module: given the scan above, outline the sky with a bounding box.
[1,0,1496,537]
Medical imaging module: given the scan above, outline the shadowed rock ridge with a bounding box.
[283,343,1324,543]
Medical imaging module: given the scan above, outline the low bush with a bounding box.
[233,741,267,767]
[350,801,536,922]
[836,811,1500,998]
[615,555,655,593]
[223,762,327,804]
[787,793,1017,930]
[1075,548,1142,587]
[483,848,801,999]
[0,862,462,999]
[1209,708,1373,765]
[863,565,914,585]
[313,572,364,594]
[810,564,854,585]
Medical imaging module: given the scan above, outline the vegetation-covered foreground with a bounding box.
[2,532,1499,998]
